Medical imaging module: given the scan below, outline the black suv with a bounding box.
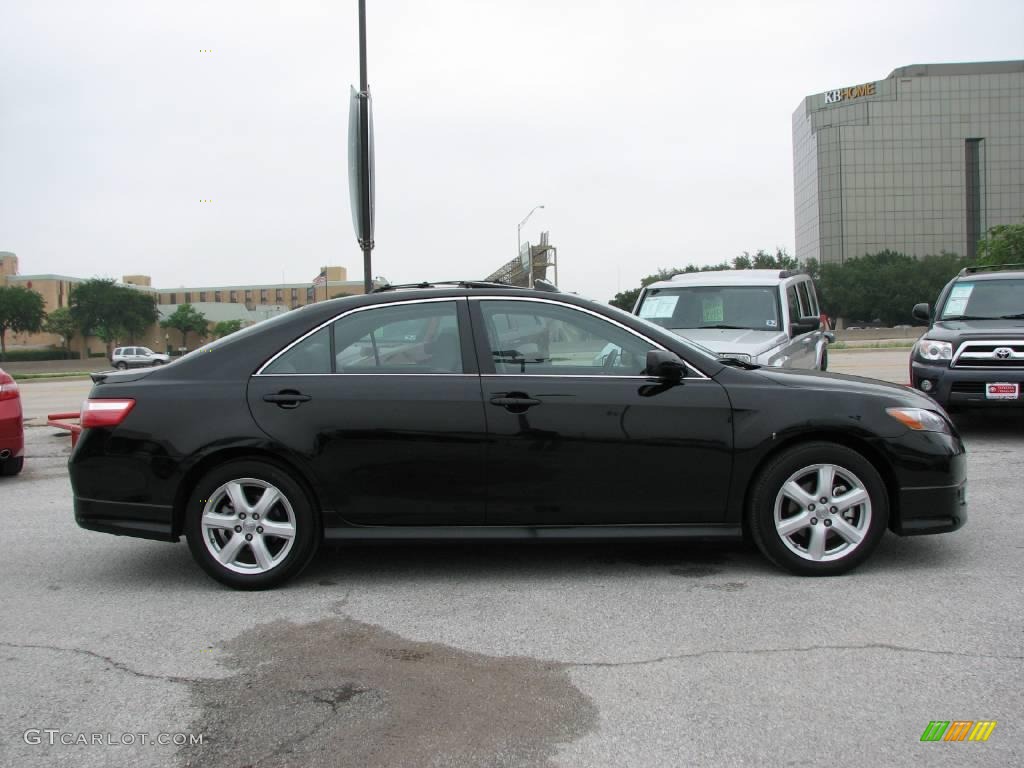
[911,264,1024,409]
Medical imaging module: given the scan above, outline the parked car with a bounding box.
[911,263,1024,409]
[110,346,171,369]
[632,269,832,370]
[70,281,966,589]
[0,367,25,477]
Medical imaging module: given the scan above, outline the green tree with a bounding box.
[43,307,78,359]
[0,285,46,361]
[69,279,156,357]
[212,319,244,338]
[161,303,209,350]
[976,222,1024,267]
[121,290,159,343]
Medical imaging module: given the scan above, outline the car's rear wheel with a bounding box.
[748,442,888,575]
[185,459,320,589]
[115,362,128,370]
[1,456,24,476]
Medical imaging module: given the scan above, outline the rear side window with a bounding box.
[263,328,332,374]
[333,301,463,374]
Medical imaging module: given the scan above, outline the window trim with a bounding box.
[471,296,709,380]
[254,297,468,376]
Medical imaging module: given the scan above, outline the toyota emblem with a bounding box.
[994,347,1012,359]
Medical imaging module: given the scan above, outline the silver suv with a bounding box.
[111,346,171,369]
[632,269,831,370]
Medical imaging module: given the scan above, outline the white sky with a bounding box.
[1,0,1022,303]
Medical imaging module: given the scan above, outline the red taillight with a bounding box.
[81,398,136,428]
[0,374,18,401]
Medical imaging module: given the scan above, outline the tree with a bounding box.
[161,304,209,350]
[0,285,46,361]
[43,307,77,359]
[212,319,244,338]
[976,222,1024,267]
[69,279,156,357]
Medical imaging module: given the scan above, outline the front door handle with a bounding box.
[263,391,312,409]
[490,394,541,413]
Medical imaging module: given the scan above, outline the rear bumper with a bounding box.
[74,497,177,542]
[911,361,1024,406]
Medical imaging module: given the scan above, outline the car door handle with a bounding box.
[263,391,312,408]
[490,394,541,412]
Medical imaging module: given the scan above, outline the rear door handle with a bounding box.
[263,391,312,409]
[490,394,541,413]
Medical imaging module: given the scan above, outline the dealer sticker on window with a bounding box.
[986,382,1019,400]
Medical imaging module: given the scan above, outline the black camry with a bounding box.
[70,282,967,589]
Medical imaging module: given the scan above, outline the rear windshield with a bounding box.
[940,279,1024,320]
[637,286,783,332]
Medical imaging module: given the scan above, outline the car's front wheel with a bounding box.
[748,442,888,575]
[185,459,320,589]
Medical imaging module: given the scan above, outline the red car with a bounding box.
[0,367,24,476]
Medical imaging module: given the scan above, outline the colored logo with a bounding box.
[920,721,997,742]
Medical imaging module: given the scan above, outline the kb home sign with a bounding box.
[823,82,876,104]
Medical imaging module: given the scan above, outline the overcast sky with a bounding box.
[2,1,1022,303]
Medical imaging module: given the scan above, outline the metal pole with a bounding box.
[359,0,372,293]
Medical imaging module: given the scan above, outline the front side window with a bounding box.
[786,286,801,325]
[480,300,655,375]
[333,301,463,373]
[637,286,782,332]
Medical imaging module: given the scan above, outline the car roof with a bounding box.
[645,269,807,290]
[955,268,1024,281]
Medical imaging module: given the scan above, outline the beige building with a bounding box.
[0,253,370,356]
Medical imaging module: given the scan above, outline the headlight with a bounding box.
[886,407,951,433]
[917,338,953,361]
[718,352,751,363]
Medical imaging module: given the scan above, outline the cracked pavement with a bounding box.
[0,379,1022,767]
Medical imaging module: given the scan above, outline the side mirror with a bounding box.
[912,303,931,322]
[645,350,686,382]
[789,318,820,337]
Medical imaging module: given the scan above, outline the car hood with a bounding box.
[923,318,1024,343]
[749,366,933,407]
[667,328,787,356]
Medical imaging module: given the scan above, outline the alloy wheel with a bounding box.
[200,478,297,574]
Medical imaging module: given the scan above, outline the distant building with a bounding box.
[0,257,372,355]
[793,60,1024,265]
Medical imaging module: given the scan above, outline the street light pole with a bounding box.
[358,0,372,294]
[517,204,544,287]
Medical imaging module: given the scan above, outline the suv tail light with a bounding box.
[81,398,136,428]
[0,372,18,401]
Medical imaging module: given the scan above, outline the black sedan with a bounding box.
[70,282,967,589]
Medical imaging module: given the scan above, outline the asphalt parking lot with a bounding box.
[2,352,1022,768]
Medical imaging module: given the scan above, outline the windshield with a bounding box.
[939,279,1024,320]
[637,286,782,332]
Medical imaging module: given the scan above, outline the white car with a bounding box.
[631,270,832,370]
[110,346,171,369]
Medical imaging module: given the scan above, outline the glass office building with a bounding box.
[793,61,1024,265]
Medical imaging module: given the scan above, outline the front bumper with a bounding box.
[893,479,968,535]
[910,360,1024,407]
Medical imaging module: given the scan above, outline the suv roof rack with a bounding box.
[959,262,1024,276]
[372,279,561,294]
[778,270,804,278]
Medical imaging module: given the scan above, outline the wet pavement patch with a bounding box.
[181,618,597,768]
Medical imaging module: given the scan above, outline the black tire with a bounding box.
[748,442,888,576]
[185,459,320,589]
[115,362,128,370]
[819,347,829,371]
[1,456,24,477]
